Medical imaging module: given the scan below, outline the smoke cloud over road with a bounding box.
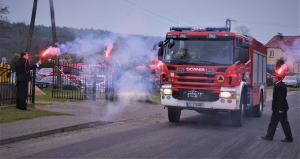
[278,38,300,72]
[43,33,162,120]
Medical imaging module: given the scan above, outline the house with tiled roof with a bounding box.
[265,33,300,75]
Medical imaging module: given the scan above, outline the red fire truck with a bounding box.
[157,26,267,127]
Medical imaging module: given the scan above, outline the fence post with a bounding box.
[31,69,36,103]
[92,74,96,101]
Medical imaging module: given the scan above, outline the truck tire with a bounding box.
[231,94,244,127]
[168,107,181,122]
[254,93,263,117]
[110,93,114,102]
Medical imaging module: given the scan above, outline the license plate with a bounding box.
[186,102,204,108]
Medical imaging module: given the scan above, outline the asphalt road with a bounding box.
[1,92,299,158]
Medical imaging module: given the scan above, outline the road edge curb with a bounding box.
[0,120,112,145]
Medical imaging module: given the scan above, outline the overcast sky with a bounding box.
[1,0,299,44]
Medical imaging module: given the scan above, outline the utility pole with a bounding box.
[49,0,57,46]
[49,0,61,90]
[27,0,38,104]
[225,18,235,31]
[26,0,38,56]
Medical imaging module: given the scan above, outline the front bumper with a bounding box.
[161,94,238,110]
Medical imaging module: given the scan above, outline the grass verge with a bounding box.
[267,86,300,91]
[287,87,300,91]
[0,105,73,123]
[35,89,69,103]
[0,89,74,123]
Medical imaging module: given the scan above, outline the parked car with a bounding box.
[297,75,300,85]
[10,72,16,84]
[34,72,43,82]
[79,74,106,92]
[10,71,43,84]
[36,76,81,90]
[38,68,53,77]
[282,75,299,87]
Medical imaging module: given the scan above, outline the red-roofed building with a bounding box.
[265,33,300,75]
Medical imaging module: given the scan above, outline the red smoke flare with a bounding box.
[275,64,288,77]
[42,46,61,58]
[105,45,113,58]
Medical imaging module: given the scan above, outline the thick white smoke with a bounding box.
[56,34,116,63]
[278,38,300,72]
[50,33,161,120]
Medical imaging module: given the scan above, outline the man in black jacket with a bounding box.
[15,51,41,110]
[261,75,293,142]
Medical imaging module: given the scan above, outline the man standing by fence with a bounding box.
[15,51,41,110]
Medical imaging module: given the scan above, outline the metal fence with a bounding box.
[51,62,112,101]
[0,64,35,105]
[1,61,160,105]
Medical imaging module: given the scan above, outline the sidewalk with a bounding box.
[0,99,162,145]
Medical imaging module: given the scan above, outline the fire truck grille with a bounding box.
[172,89,219,101]
[178,79,214,83]
[178,73,214,77]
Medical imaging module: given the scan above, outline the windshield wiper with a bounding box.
[166,59,190,64]
[188,59,218,65]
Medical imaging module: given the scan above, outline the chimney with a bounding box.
[276,33,284,40]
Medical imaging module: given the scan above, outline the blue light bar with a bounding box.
[170,26,230,32]
[170,27,192,31]
[206,27,229,31]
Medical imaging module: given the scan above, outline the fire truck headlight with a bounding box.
[220,91,236,99]
[161,88,172,95]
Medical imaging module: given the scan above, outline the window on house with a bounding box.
[269,50,274,57]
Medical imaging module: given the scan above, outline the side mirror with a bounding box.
[157,47,163,61]
[239,49,249,63]
[158,41,163,47]
[151,70,156,74]
[242,42,250,48]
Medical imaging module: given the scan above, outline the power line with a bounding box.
[235,20,299,28]
[124,0,177,24]
[112,0,172,27]
[132,0,203,26]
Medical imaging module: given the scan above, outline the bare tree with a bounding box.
[7,22,29,52]
[6,21,41,55]
[234,25,251,36]
[0,2,9,21]
[0,2,10,38]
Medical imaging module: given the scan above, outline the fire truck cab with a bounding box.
[157,26,267,127]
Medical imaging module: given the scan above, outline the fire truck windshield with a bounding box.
[164,39,234,66]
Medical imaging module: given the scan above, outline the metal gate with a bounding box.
[51,62,112,100]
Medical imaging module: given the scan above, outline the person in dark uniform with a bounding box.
[111,60,122,101]
[139,63,151,102]
[261,59,293,142]
[15,51,41,110]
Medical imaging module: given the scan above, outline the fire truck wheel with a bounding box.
[254,93,263,117]
[168,107,181,122]
[110,93,114,102]
[231,94,244,127]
